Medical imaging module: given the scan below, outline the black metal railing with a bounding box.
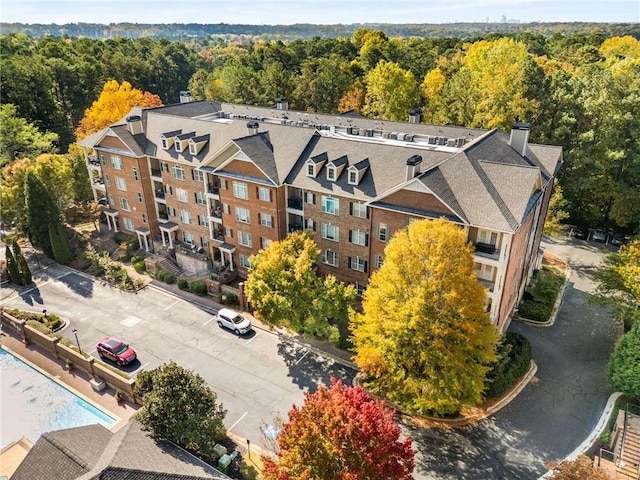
[287,198,303,210]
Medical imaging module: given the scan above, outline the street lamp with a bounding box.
[72,328,82,355]
[246,439,250,459]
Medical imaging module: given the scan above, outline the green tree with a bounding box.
[293,56,353,113]
[49,222,73,265]
[352,218,499,416]
[544,180,570,236]
[608,318,640,399]
[134,362,227,461]
[12,240,32,286]
[5,245,23,286]
[0,158,32,231]
[24,171,60,257]
[593,240,640,331]
[70,151,94,207]
[262,379,415,480]
[244,231,356,340]
[363,60,420,121]
[0,104,58,167]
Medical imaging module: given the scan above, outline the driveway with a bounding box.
[409,237,618,479]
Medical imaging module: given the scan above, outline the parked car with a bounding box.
[215,308,252,335]
[97,337,137,366]
[592,228,608,243]
[611,232,627,246]
[571,227,587,240]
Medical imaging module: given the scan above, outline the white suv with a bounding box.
[215,308,252,335]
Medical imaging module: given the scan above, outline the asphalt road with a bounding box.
[0,236,617,478]
[0,263,357,449]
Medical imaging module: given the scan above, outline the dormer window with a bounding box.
[326,155,348,182]
[188,134,209,156]
[175,139,184,152]
[348,158,370,186]
[306,152,328,178]
[307,163,316,177]
[174,132,196,153]
[327,165,336,181]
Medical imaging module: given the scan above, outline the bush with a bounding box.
[518,300,552,322]
[25,320,54,336]
[178,279,189,290]
[485,332,532,398]
[189,281,207,295]
[163,272,174,284]
[219,292,237,305]
[133,260,146,273]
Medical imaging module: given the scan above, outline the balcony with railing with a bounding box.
[478,278,496,293]
[473,242,501,261]
[287,197,303,211]
[87,157,102,169]
[211,226,225,242]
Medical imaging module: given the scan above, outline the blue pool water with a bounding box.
[0,348,116,448]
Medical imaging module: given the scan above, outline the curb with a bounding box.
[517,265,571,328]
[538,391,623,479]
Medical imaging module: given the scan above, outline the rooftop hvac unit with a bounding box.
[437,136,446,145]
[364,129,374,137]
[346,126,353,134]
[382,131,390,139]
[447,138,457,147]
[427,136,437,145]
[405,134,414,142]
[397,133,406,141]
[351,127,360,135]
[457,137,466,147]
[389,132,398,140]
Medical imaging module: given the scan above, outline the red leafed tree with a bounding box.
[262,378,415,480]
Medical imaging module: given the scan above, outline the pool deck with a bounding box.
[0,328,139,434]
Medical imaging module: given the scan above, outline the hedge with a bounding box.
[485,332,532,398]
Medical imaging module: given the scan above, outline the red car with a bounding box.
[97,337,137,366]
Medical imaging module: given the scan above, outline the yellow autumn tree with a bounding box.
[351,218,499,416]
[75,80,163,140]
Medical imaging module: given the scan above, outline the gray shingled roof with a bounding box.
[12,421,230,480]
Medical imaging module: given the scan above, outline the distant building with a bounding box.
[79,100,562,332]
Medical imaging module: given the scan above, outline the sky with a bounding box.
[1,0,639,25]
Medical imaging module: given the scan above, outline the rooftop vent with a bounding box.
[405,154,423,181]
[126,115,143,135]
[179,91,192,103]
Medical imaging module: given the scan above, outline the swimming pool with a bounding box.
[0,347,117,448]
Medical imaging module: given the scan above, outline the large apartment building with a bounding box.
[79,97,562,332]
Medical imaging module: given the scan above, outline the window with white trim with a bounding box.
[240,254,251,268]
[235,207,250,223]
[374,254,384,269]
[119,198,130,211]
[123,218,134,231]
[305,218,315,231]
[161,138,169,150]
[99,153,106,165]
[183,231,194,244]
[350,230,368,246]
[259,213,273,227]
[179,210,191,224]
[132,168,139,181]
[111,155,123,170]
[323,250,339,267]
[176,188,188,203]
[192,169,204,182]
[354,282,365,296]
[141,214,147,223]
[305,192,315,205]
[223,204,230,214]
[321,223,339,242]
[108,194,115,206]
[173,165,185,180]
[220,178,227,189]
[168,206,176,217]
[261,237,271,250]
[326,165,336,181]
[160,162,169,173]
[232,181,249,199]
[307,163,316,177]
[201,236,209,247]
[136,192,143,203]
[225,227,233,238]
[104,174,111,187]
[377,223,388,242]
[321,196,339,215]
[198,215,208,226]
[195,192,206,205]
[350,256,368,272]
[258,187,271,202]
[238,231,252,247]
[348,169,358,185]
[350,202,368,219]
[115,177,126,191]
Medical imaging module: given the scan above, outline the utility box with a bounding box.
[217,454,231,470]
[213,443,227,458]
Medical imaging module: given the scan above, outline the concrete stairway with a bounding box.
[618,421,640,479]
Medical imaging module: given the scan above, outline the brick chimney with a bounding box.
[247,121,259,135]
[409,109,421,124]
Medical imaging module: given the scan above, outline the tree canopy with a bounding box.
[0,104,58,167]
[352,218,499,416]
[134,362,227,461]
[546,455,611,480]
[262,378,415,480]
[24,171,60,257]
[608,315,640,398]
[244,231,356,340]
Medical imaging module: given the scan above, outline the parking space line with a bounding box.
[246,331,260,344]
[202,318,215,326]
[133,361,150,373]
[163,300,180,311]
[228,411,248,432]
[294,350,310,366]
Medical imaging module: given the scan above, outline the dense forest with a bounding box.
[2,21,640,41]
[1,27,638,235]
